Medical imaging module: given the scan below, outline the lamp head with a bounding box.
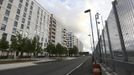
[84,9,91,13]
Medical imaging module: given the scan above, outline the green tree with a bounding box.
[0,35,9,51]
[0,35,9,57]
[31,36,43,57]
[14,32,24,57]
[56,43,62,56]
[10,36,17,51]
[22,37,33,57]
[46,43,55,56]
[69,46,79,56]
[63,47,68,56]
[73,46,79,55]
[10,36,18,58]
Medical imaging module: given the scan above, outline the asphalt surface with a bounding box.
[0,56,92,75]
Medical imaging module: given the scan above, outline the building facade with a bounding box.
[49,14,57,44]
[66,32,83,52]
[0,0,51,48]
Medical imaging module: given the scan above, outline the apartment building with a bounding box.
[49,14,57,44]
[55,21,63,45]
[67,32,83,52]
[62,28,67,47]
[0,0,51,48]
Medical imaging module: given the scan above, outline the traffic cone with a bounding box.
[93,63,102,75]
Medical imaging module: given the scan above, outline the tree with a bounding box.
[0,34,9,58]
[55,43,68,56]
[56,43,62,56]
[73,46,79,55]
[31,36,42,57]
[46,43,55,56]
[63,47,68,55]
[10,35,18,58]
[22,37,33,57]
[69,46,79,56]
[10,36,17,51]
[14,32,23,57]
[31,36,38,56]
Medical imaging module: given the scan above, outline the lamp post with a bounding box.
[88,34,92,51]
[85,9,96,63]
[95,12,103,63]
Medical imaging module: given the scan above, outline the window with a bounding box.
[15,15,19,21]
[28,15,31,20]
[19,0,23,3]
[27,21,30,25]
[9,0,13,3]
[29,11,32,15]
[26,0,29,2]
[27,26,29,29]
[2,33,7,40]
[7,3,12,9]
[21,24,24,29]
[3,17,8,24]
[11,35,15,41]
[14,21,18,27]
[17,9,20,14]
[31,1,34,5]
[18,3,22,9]
[41,38,43,41]
[22,18,25,23]
[1,24,6,31]
[30,6,33,10]
[0,0,3,5]
[12,28,16,33]
[23,13,26,17]
[24,7,27,12]
[25,2,28,7]
[5,10,10,16]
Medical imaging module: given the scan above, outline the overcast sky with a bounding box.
[37,0,113,53]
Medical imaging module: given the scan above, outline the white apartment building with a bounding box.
[62,28,68,47]
[67,32,83,52]
[0,0,51,48]
[55,21,63,45]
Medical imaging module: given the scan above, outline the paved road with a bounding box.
[0,56,92,75]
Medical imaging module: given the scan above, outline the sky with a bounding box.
[37,0,113,53]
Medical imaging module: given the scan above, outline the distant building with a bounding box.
[62,28,67,47]
[66,32,83,52]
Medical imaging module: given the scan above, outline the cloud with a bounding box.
[37,0,112,52]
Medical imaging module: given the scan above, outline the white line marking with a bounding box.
[66,62,84,75]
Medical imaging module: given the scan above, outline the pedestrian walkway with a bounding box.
[0,57,76,71]
[0,58,55,71]
[101,65,118,75]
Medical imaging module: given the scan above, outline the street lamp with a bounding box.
[88,34,93,51]
[95,12,102,63]
[84,9,96,63]
[84,9,95,51]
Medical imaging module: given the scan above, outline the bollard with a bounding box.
[93,64,102,75]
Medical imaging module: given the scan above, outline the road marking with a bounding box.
[66,62,84,75]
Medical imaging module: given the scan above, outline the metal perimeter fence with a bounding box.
[94,0,134,75]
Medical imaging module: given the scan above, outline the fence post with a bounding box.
[102,29,107,64]
[112,0,128,61]
[105,21,114,59]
